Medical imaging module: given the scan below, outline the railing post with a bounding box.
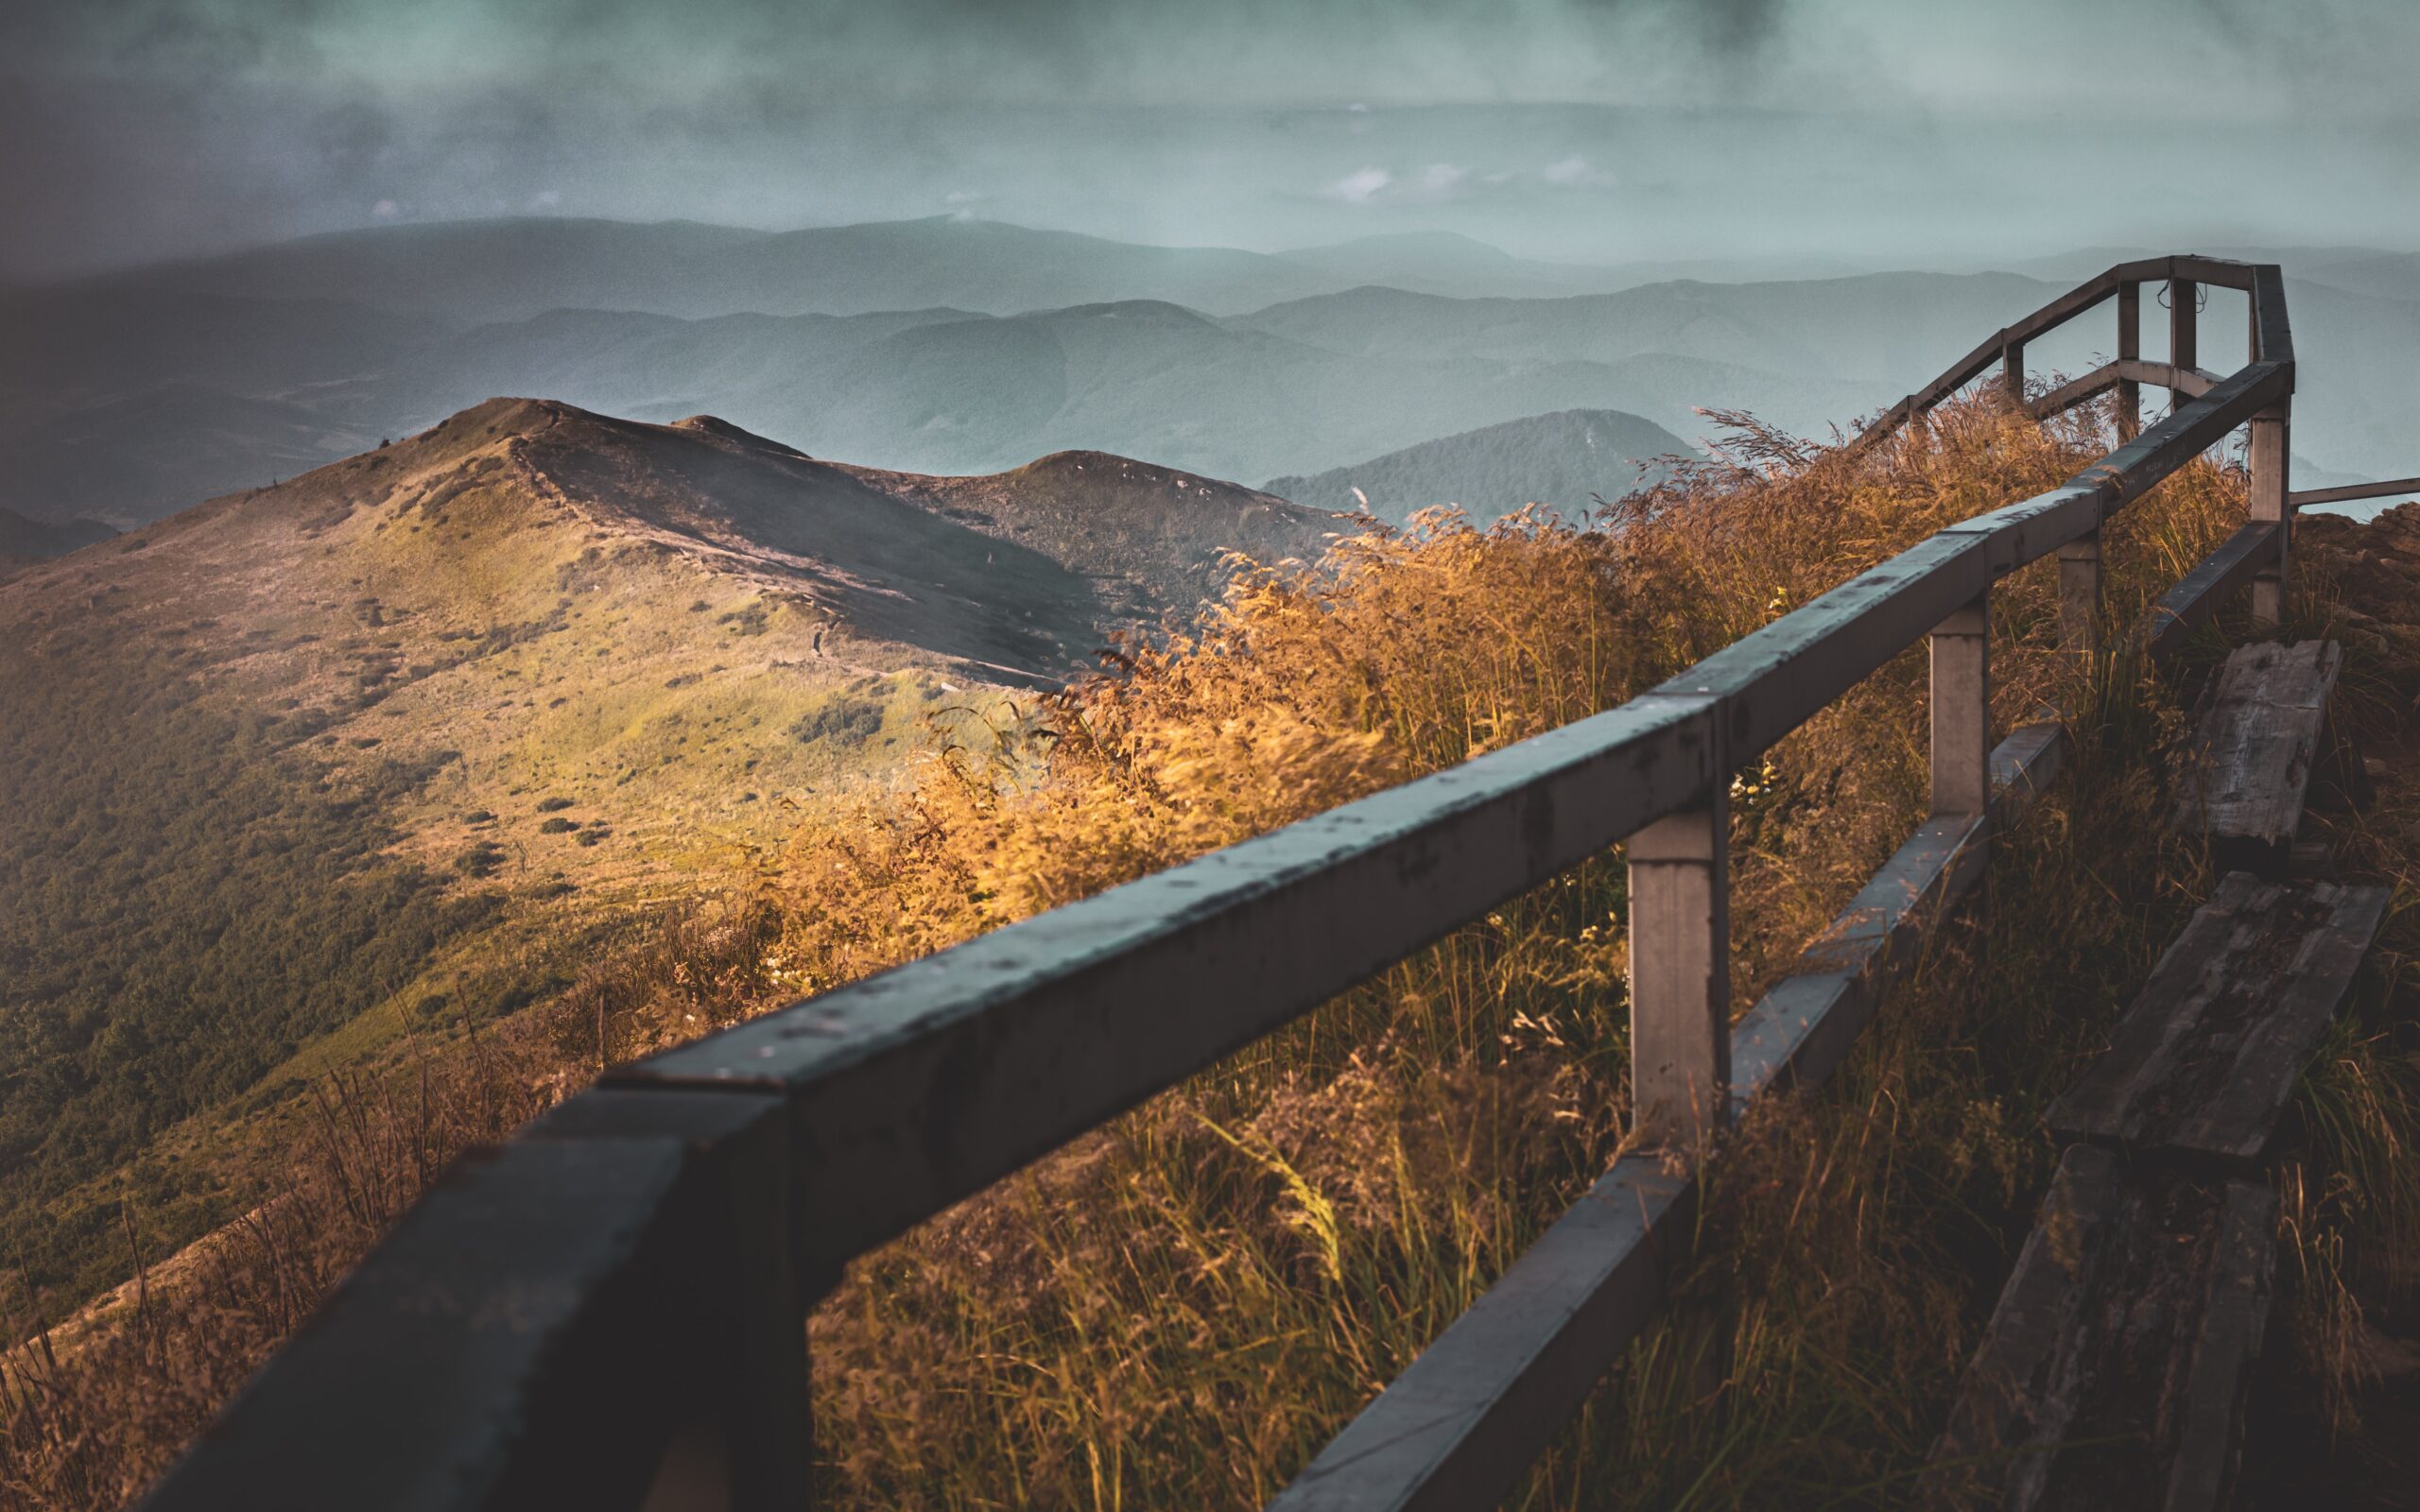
[2169,276,2198,410]
[1931,593,1991,816]
[1628,792,1729,1153]
[2249,402,2290,626]
[2116,281,2142,439]
[2057,532,2101,660]
[2003,338,2026,409]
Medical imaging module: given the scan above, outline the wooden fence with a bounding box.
[138,257,2395,1510]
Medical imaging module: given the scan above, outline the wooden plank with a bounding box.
[1921,1144,2128,1510]
[2251,266,2294,366]
[2164,1181,2279,1512]
[2047,872,2387,1164]
[2076,360,2291,513]
[2289,474,2420,508]
[1648,532,1991,761]
[138,1091,796,1512]
[1628,795,1732,1148]
[2031,361,2124,420]
[1265,1156,1695,1512]
[2175,641,2342,875]
[1922,1154,2278,1511]
[2143,524,2278,663]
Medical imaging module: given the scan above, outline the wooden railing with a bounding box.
[139,259,2307,1512]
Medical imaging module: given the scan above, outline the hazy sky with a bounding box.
[7,0,2418,276]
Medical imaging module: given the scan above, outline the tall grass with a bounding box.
[778,394,2302,1507]
[9,391,2415,1510]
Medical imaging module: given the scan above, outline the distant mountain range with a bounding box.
[73,216,1645,326]
[1267,409,1698,524]
[0,399,1339,1297]
[6,215,2416,530]
[0,506,114,567]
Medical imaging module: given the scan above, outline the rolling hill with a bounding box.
[0,398,1340,1304]
[1265,409,1700,524]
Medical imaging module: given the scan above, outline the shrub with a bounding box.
[789,697,885,748]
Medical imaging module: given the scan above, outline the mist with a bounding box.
[7,0,2418,278]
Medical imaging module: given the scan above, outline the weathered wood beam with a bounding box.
[1931,593,1993,816]
[2174,641,2342,875]
[1922,1150,2279,1511]
[1732,721,2066,1114]
[136,1091,801,1512]
[2118,281,2143,438]
[2289,474,2420,508]
[2170,277,2200,407]
[2144,524,2278,663]
[2251,265,2294,365]
[2029,360,2221,421]
[1628,792,1731,1150]
[2249,404,2290,623]
[2048,872,2385,1164]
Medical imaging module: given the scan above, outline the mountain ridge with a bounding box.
[0,396,1342,1303]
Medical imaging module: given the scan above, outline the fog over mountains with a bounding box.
[8,215,2418,531]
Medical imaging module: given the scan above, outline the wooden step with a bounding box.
[2175,640,2341,877]
[1922,1146,2278,1511]
[2047,873,2387,1167]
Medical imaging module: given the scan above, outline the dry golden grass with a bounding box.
[9,391,2417,1510]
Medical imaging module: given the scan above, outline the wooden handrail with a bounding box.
[2290,475,2420,508]
[135,258,2308,1512]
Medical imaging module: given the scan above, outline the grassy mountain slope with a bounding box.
[0,398,1338,1304]
[1264,408,1699,524]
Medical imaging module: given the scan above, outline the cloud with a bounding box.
[1324,166,1391,203]
[1541,153,1616,188]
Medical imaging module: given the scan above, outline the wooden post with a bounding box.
[2058,531,2102,660]
[1931,594,1991,816]
[2116,282,2141,440]
[1628,794,1729,1153]
[2004,339,2026,409]
[2170,277,2198,411]
[2249,403,2290,625]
